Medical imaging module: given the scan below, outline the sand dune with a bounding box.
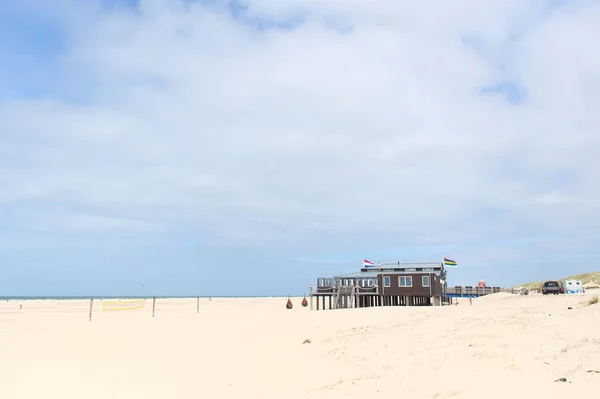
[1,292,599,398]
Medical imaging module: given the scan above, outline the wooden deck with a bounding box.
[309,286,514,310]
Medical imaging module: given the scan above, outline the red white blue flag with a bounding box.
[363,259,375,267]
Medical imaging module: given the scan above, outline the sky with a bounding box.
[1,0,599,296]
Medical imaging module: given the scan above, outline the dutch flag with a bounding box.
[363,259,376,267]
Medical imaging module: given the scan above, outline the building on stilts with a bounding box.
[309,261,448,310]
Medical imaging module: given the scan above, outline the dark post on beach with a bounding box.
[152,297,156,317]
[89,298,94,321]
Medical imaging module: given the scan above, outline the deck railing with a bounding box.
[315,277,379,293]
[446,286,514,295]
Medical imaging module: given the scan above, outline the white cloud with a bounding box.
[1,0,600,288]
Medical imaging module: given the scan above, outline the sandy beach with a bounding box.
[1,292,599,399]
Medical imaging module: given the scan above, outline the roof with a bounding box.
[336,271,380,278]
[336,270,442,278]
[323,261,445,279]
[376,262,443,268]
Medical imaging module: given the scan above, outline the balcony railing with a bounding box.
[446,286,513,295]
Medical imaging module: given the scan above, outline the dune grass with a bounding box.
[515,271,600,291]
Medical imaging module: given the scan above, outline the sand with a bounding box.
[1,292,599,399]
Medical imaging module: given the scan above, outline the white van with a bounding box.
[564,279,583,294]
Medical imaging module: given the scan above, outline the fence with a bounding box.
[445,286,514,296]
[0,297,207,321]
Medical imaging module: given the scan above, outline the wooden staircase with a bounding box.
[333,286,355,309]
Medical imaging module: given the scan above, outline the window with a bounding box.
[383,276,391,287]
[368,279,374,287]
[318,278,332,288]
[398,276,413,287]
[422,275,430,287]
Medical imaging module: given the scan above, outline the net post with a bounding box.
[152,297,156,317]
[197,296,199,313]
[89,298,94,321]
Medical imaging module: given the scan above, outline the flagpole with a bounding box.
[381,261,385,306]
[442,257,446,301]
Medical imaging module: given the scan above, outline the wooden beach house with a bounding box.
[310,261,447,310]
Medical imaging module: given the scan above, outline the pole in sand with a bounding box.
[152,296,156,317]
[89,298,94,321]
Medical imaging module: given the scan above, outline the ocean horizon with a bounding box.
[0,295,298,300]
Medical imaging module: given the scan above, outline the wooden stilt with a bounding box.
[152,297,156,317]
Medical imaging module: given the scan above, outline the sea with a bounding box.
[0,295,281,300]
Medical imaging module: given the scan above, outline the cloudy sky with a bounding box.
[1,0,599,296]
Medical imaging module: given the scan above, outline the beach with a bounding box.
[1,292,599,398]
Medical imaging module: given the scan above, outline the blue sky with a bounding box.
[1,0,600,296]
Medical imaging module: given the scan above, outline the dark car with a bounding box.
[542,281,562,295]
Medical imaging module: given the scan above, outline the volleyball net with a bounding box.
[102,299,146,311]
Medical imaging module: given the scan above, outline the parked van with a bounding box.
[564,279,583,294]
